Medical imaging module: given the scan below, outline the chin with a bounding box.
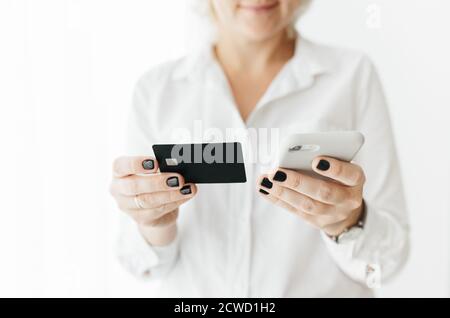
[239,25,284,42]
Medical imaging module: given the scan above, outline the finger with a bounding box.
[261,189,334,229]
[268,183,337,217]
[116,184,197,210]
[113,156,159,178]
[257,175,339,229]
[311,157,366,187]
[111,173,184,196]
[257,177,298,214]
[259,191,298,214]
[138,185,195,210]
[269,168,348,205]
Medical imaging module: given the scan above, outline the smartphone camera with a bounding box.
[289,145,303,152]
[288,145,320,152]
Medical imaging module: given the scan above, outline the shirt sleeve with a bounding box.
[115,76,180,281]
[322,56,410,287]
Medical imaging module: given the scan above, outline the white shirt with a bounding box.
[117,37,409,297]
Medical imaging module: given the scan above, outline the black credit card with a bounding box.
[152,142,247,184]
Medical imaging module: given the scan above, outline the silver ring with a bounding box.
[134,195,145,210]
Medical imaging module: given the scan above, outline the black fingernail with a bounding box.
[260,178,273,189]
[180,185,192,195]
[317,160,330,171]
[142,159,154,170]
[166,177,179,188]
[273,171,287,182]
[259,189,269,195]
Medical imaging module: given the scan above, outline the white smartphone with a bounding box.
[278,131,365,173]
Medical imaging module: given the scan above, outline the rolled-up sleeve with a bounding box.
[115,76,180,280]
[117,214,180,280]
[322,56,410,286]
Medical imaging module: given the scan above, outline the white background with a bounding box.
[0,0,449,297]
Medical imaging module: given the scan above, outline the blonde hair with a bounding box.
[190,0,312,40]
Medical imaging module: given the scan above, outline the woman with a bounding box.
[110,0,409,297]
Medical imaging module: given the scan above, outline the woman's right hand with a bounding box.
[110,156,197,246]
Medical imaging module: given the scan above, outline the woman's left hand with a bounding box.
[257,157,366,237]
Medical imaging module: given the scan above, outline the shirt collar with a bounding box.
[172,35,330,100]
[290,35,330,83]
[258,36,330,107]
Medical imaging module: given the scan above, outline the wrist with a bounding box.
[325,201,365,237]
[139,223,178,247]
[345,203,365,230]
